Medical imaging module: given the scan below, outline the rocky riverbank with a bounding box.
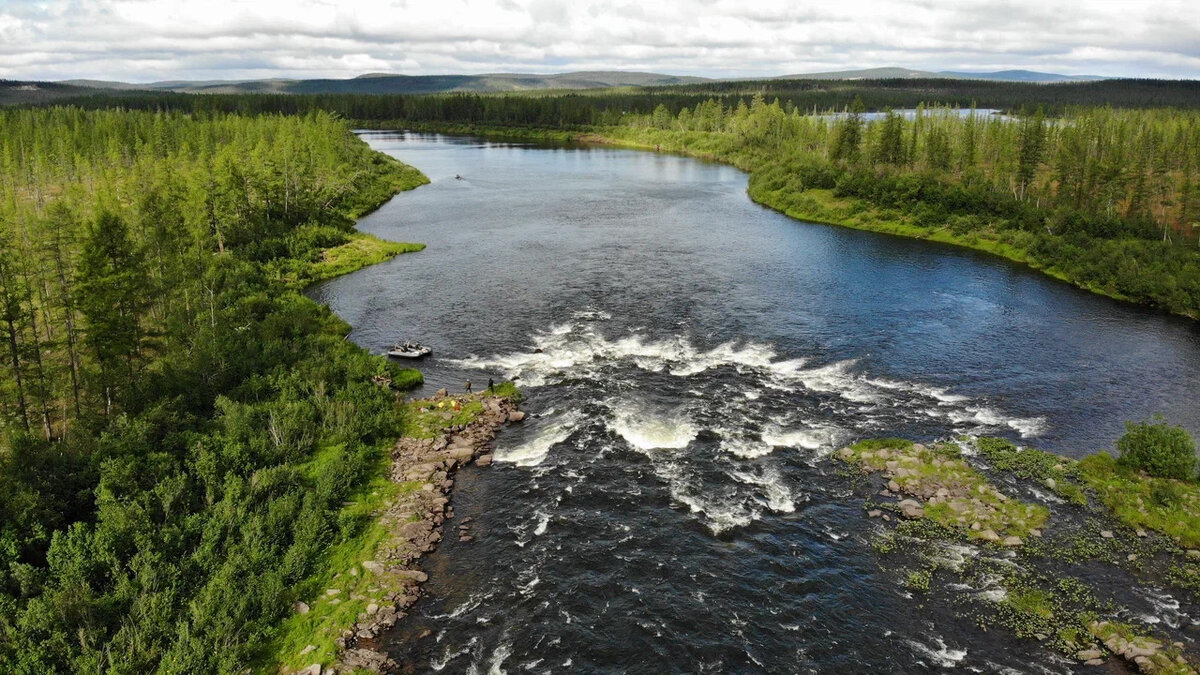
[838,436,1199,674]
[295,391,521,675]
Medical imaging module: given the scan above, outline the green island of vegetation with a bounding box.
[838,418,1200,673]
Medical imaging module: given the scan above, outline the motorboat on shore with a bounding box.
[387,341,432,359]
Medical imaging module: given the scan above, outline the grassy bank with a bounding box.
[256,147,435,672]
[266,384,522,673]
[305,234,426,285]
[262,446,422,671]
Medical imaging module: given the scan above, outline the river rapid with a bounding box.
[309,132,1200,673]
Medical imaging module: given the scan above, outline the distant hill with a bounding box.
[777,67,939,80]
[48,68,1107,100]
[779,67,1106,82]
[938,69,1106,82]
[0,68,1129,107]
[0,79,119,105]
[60,71,711,96]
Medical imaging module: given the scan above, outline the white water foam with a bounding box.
[486,641,512,675]
[907,636,967,668]
[662,464,756,534]
[728,466,797,513]
[718,430,774,459]
[495,411,583,466]
[761,425,843,454]
[431,636,478,671]
[607,398,698,451]
[451,317,1043,441]
[1134,587,1183,628]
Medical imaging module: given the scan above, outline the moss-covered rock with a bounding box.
[838,440,1049,541]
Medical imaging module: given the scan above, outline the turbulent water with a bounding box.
[310,132,1200,673]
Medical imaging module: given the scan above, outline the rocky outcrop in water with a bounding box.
[314,394,518,675]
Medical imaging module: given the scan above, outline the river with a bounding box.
[309,131,1200,673]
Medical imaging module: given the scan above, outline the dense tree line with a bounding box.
[0,108,421,671]
[610,96,1199,315]
[47,77,1200,126]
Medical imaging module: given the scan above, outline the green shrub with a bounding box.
[1116,417,1198,481]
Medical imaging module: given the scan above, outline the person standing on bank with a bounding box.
[488,378,495,393]
[465,380,472,393]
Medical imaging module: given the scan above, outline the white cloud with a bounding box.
[0,0,1196,81]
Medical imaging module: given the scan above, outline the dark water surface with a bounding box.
[311,132,1200,673]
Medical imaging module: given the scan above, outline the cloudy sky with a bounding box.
[1,0,1198,82]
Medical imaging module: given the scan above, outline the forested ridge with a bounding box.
[0,108,426,672]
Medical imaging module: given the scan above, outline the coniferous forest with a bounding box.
[2,73,1200,674]
[0,108,426,672]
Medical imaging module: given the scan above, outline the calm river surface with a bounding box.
[310,132,1200,673]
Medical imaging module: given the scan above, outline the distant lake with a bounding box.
[815,107,1010,121]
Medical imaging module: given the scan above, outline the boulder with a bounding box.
[299,665,322,675]
[1083,658,1105,667]
[867,509,882,518]
[1186,549,1200,560]
[293,601,311,615]
[898,499,925,520]
[394,569,429,583]
[343,647,389,671]
[476,454,494,467]
[887,480,901,493]
[977,529,1001,542]
[1125,643,1160,659]
[1001,536,1023,547]
[366,603,380,616]
[1077,648,1103,661]
[434,388,448,398]
[507,410,527,423]
[1100,530,1114,539]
